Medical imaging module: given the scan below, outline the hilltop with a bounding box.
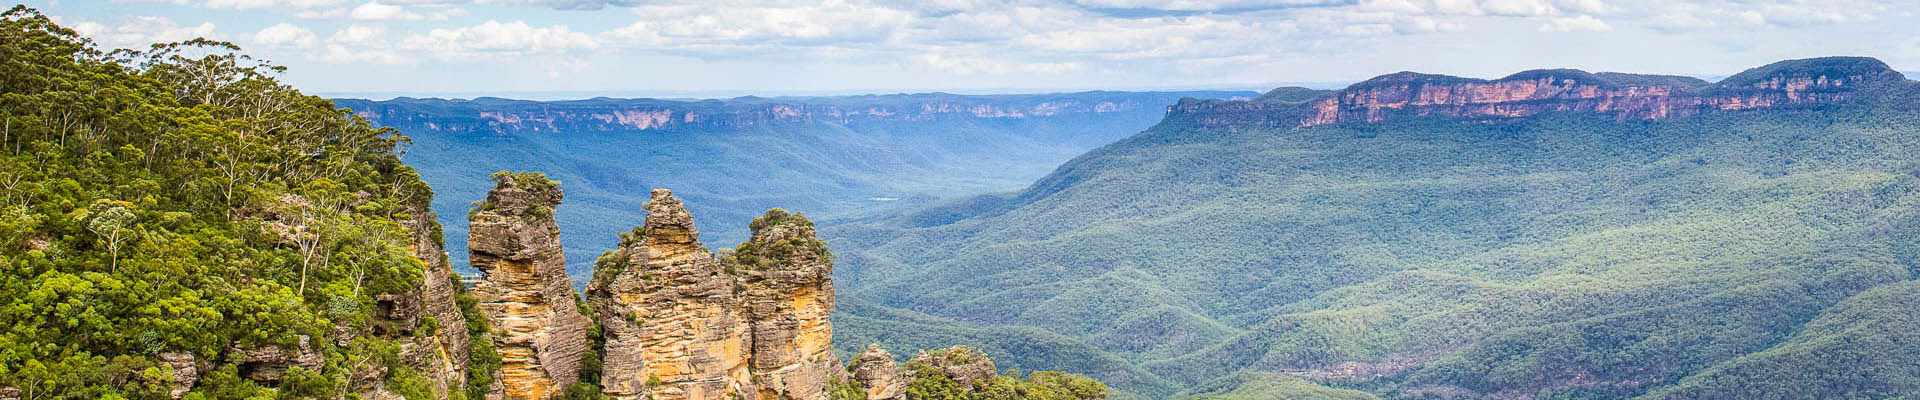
[831,56,1920,398]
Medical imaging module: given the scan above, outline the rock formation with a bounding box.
[734,208,838,400]
[469,172,590,400]
[394,206,471,399]
[1168,56,1910,131]
[907,346,999,388]
[587,189,753,400]
[231,335,324,382]
[587,190,840,400]
[849,345,906,400]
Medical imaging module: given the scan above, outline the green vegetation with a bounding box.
[334,91,1254,286]
[1174,372,1376,400]
[724,208,830,272]
[0,7,476,397]
[830,58,1920,398]
[904,346,1108,400]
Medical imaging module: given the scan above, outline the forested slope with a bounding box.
[831,57,1920,398]
[0,7,484,398]
[335,91,1251,285]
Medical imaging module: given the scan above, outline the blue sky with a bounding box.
[29,0,1920,99]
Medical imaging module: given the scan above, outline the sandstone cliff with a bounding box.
[393,206,471,399]
[336,92,1234,134]
[732,208,838,400]
[586,189,753,400]
[586,190,840,400]
[1167,56,1910,131]
[469,173,591,400]
[849,345,906,400]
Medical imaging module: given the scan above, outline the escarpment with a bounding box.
[1169,56,1912,131]
[468,173,591,399]
[337,93,1193,134]
[586,190,841,400]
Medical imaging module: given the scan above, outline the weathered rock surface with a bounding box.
[232,335,324,382]
[734,208,838,400]
[587,190,841,400]
[1168,56,1910,131]
[908,346,998,388]
[849,345,906,400]
[470,173,590,400]
[382,206,472,399]
[157,352,201,399]
[588,189,753,400]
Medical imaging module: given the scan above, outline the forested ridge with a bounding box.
[830,57,1920,399]
[0,7,1114,399]
[0,6,483,398]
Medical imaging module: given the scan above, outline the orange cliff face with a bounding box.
[1170,57,1910,132]
[469,174,591,400]
[585,191,840,400]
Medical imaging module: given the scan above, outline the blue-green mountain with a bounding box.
[332,91,1252,282]
[830,57,1920,399]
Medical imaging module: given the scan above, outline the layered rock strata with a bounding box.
[735,208,838,400]
[377,206,472,399]
[587,190,840,400]
[469,173,590,400]
[849,345,906,400]
[587,189,752,400]
[1168,56,1910,131]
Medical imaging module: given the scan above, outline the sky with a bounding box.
[27,0,1920,99]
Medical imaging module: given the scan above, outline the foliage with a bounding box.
[902,346,1108,400]
[1173,372,1375,400]
[332,91,1253,286]
[828,378,869,400]
[0,6,447,397]
[830,59,1920,398]
[724,208,830,272]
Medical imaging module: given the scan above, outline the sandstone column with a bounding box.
[730,209,837,400]
[587,189,753,400]
[469,172,590,400]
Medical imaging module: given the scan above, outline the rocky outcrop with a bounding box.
[907,346,998,388]
[849,345,906,400]
[734,208,838,400]
[469,173,590,400]
[1168,56,1911,131]
[587,189,753,400]
[392,206,471,399]
[232,335,324,382]
[587,190,840,400]
[157,352,202,399]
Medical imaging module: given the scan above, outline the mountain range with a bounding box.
[828,56,1920,398]
[331,91,1254,283]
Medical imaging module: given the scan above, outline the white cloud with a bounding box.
[345,2,467,20]
[402,20,598,59]
[1478,0,1556,16]
[364,0,640,10]
[604,1,913,48]
[1068,0,1345,11]
[323,24,415,66]
[203,0,346,10]
[251,22,317,49]
[350,2,416,19]
[1539,14,1610,31]
[67,16,216,50]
